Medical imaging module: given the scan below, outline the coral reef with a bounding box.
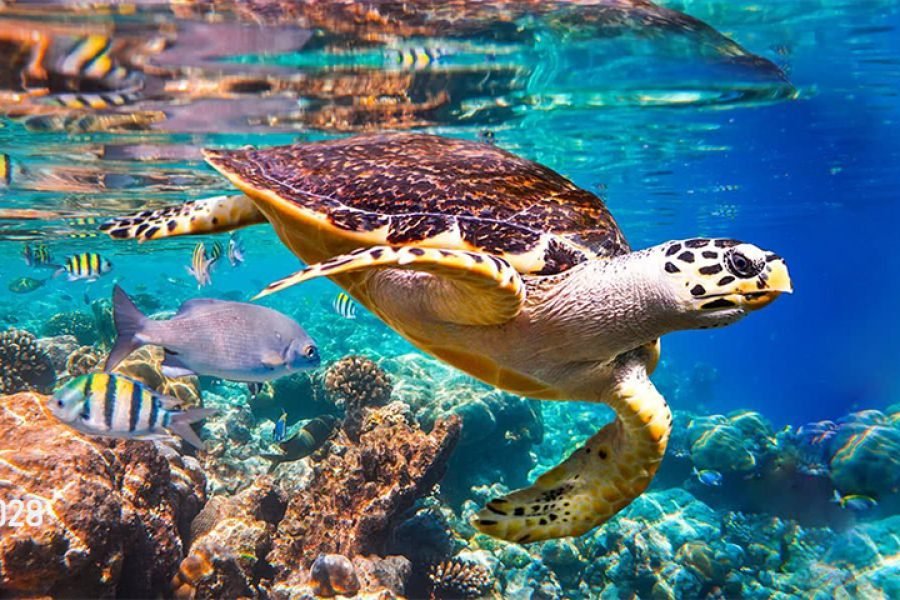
[90,298,118,349]
[0,329,55,394]
[0,393,206,597]
[268,402,460,591]
[113,345,201,407]
[37,334,80,374]
[325,355,393,440]
[427,557,494,599]
[175,480,287,598]
[65,344,104,377]
[387,353,543,500]
[42,310,98,345]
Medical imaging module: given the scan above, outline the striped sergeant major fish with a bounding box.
[0,153,9,186]
[388,46,447,69]
[208,240,224,264]
[332,292,357,319]
[58,252,113,281]
[49,372,216,449]
[61,34,130,82]
[188,242,213,287]
[46,90,141,111]
[23,242,56,268]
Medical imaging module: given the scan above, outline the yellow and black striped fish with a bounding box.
[208,241,224,264]
[0,153,10,186]
[47,90,140,111]
[332,292,357,319]
[188,242,213,287]
[48,373,216,448]
[388,46,446,69]
[67,217,100,226]
[23,242,55,268]
[60,252,113,281]
[61,35,129,81]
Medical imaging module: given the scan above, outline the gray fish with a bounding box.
[49,372,216,448]
[105,285,320,383]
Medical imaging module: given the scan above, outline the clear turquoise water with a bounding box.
[0,1,898,597]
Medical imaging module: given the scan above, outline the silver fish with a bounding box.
[49,372,215,448]
[105,285,320,383]
[227,233,245,267]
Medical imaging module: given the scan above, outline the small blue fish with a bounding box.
[692,467,723,487]
[227,233,245,267]
[333,292,357,319]
[832,490,877,512]
[273,410,288,443]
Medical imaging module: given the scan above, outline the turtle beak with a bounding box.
[740,257,792,310]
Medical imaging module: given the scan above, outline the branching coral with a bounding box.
[0,329,55,394]
[325,355,393,440]
[427,558,493,599]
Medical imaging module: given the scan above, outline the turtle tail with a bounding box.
[473,348,671,543]
[99,194,265,242]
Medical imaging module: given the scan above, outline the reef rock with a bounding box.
[0,393,206,598]
[174,480,287,598]
[37,334,80,374]
[113,345,201,407]
[828,416,900,497]
[42,310,98,345]
[687,413,762,473]
[268,402,460,591]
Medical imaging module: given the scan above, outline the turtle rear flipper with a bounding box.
[256,245,526,326]
[100,194,265,241]
[473,348,671,543]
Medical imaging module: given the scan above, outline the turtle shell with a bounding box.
[204,133,629,275]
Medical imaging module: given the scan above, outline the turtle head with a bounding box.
[656,238,792,328]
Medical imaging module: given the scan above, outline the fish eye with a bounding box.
[726,250,758,278]
[304,345,318,359]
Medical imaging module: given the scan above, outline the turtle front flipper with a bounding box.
[256,245,526,325]
[100,194,265,241]
[473,348,671,543]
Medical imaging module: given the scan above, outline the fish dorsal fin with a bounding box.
[176,297,227,315]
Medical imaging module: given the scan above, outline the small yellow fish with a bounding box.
[188,242,213,287]
[332,292,357,319]
[60,252,112,281]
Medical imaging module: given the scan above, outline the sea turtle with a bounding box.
[100,133,792,543]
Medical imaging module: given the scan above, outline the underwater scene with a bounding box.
[0,0,898,598]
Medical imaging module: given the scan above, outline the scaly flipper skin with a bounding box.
[99,195,264,241]
[473,346,670,543]
[255,245,526,326]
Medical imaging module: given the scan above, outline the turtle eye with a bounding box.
[726,250,759,278]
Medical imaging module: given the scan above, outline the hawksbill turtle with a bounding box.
[100,133,792,543]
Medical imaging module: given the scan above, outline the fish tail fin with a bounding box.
[105,284,149,371]
[169,407,218,449]
[52,267,66,279]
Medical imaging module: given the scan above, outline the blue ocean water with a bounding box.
[0,1,898,598]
